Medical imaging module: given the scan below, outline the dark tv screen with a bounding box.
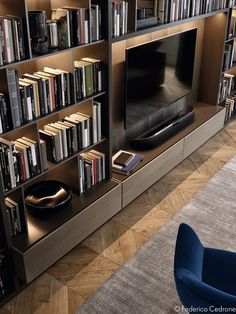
[125,29,197,129]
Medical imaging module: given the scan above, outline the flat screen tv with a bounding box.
[125,29,197,129]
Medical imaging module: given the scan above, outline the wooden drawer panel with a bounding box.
[183,109,225,159]
[122,140,184,207]
[13,184,122,283]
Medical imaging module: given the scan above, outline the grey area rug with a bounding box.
[76,156,236,314]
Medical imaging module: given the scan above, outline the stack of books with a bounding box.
[112,1,128,37]
[5,197,22,237]
[225,93,236,122]
[0,15,25,66]
[39,104,102,163]
[0,137,41,192]
[112,150,143,175]
[74,58,104,101]
[1,67,72,130]
[79,150,106,194]
[218,73,235,103]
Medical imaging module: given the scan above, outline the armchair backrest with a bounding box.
[174,223,204,280]
[174,224,206,308]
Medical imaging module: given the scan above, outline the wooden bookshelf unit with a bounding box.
[0,0,233,306]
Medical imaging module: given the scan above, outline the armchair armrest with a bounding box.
[176,268,236,308]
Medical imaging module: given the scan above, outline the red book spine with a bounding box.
[19,151,26,181]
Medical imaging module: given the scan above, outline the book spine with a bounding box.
[17,18,25,60]
[10,19,19,61]
[6,68,22,128]
[85,64,94,97]
[0,20,6,65]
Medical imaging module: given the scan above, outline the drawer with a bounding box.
[122,139,184,207]
[183,109,225,159]
[12,183,122,283]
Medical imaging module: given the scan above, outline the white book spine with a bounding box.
[97,102,102,141]
[92,103,98,143]
[116,12,120,37]
[114,6,117,36]
[122,1,125,35]
[98,70,102,92]
[26,96,33,121]
[30,144,37,167]
[7,19,15,62]
[4,19,13,63]
[125,2,128,34]
[0,117,3,134]
[84,20,89,44]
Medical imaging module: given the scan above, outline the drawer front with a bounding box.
[122,140,184,207]
[14,184,122,283]
[183,109,225,159]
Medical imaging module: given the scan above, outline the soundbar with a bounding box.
[130,107,195,150]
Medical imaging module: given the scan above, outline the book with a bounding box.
[0,93,11,133]
[93,101,102,141]
[91,4,102,41]
[39,139,48,171]
[82,57,103,93]
[28,11,47,39]
[5,197,22,235]
[112,150,143,175]
[51,9,71,48]
[39,130,57,162]
[79,149,105,193]
[6,68,22,128]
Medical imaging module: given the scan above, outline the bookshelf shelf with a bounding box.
[11,179,118,253]
[0,40,106,71]
[0,91,106,138]
[3,137,107,197]
[111,8,228,43]
[46,137,107,172]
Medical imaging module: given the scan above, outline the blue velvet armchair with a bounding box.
[174,223,236,314]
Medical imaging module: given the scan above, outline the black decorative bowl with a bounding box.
[25,180,72,213]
